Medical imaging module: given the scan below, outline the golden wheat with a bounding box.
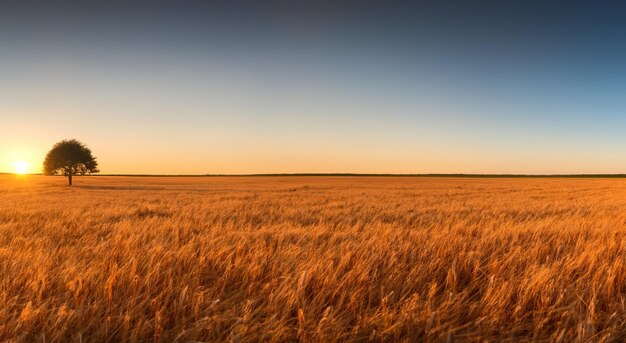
[2,175,626,342]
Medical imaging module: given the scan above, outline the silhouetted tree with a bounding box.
[43,139,99,186]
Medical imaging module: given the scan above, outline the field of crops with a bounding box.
[2,175,626,342]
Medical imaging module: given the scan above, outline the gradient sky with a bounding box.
[3,1,626,174]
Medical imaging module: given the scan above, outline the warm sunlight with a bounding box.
[12,161,30,174]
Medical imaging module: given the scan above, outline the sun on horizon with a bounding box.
[12,161,31,175]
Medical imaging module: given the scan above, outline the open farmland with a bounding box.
[2,175,626,341]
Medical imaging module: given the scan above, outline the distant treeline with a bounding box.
[9,172,626,178]
[75,173,626,178]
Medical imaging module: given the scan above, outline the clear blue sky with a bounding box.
[2,1,626,174]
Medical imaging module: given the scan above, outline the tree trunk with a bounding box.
[68,173,73,186]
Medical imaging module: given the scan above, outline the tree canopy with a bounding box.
[43,139,99,185]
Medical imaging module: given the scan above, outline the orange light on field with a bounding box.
[12,161,30,174]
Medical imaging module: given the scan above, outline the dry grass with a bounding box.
[2,175,626,342]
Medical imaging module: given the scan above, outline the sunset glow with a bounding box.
[1,2,626,175]
[12,161,30,175]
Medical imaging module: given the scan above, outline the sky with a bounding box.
[2,1,626,174]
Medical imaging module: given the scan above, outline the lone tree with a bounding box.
[43,139,99,186]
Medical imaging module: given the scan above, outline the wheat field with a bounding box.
[2,175,626,342]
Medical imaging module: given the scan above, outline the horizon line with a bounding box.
[7,172,626,178]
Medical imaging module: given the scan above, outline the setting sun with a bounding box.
[12,161,30,174]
